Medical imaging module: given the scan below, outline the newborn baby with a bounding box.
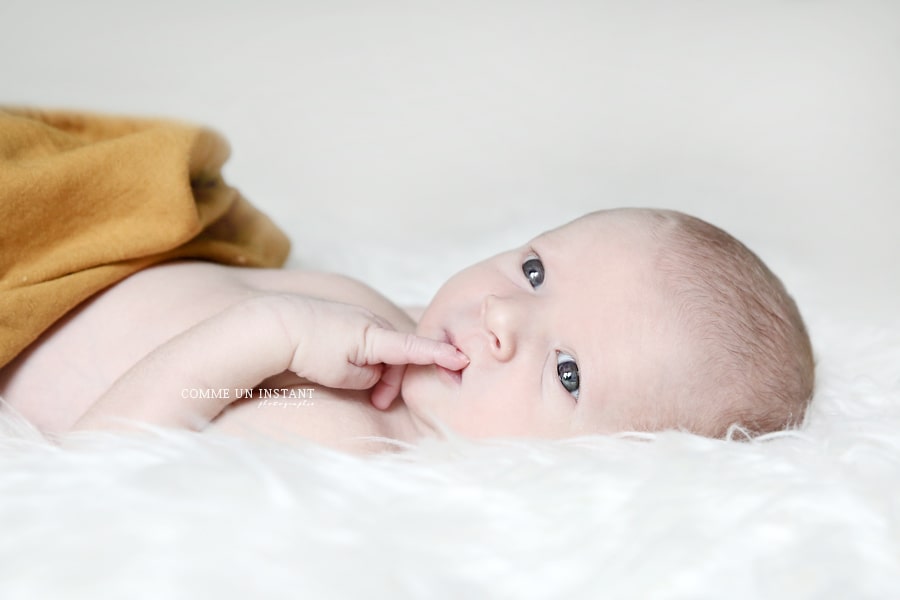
[0,208,814,453]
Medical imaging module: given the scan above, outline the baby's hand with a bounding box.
[285,296,468,409]
[72,294,466,432]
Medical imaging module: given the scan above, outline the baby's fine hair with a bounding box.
[645,209,815,436]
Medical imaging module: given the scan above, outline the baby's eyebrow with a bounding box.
[533,233,566,258]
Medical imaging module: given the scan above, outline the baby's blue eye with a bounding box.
[557,352,580,401]
[522,256,544,288]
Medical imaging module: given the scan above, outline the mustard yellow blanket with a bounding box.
[0,108,290,369]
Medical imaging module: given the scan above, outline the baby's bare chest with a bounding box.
[207,377,391,453]
[0,261,413,433]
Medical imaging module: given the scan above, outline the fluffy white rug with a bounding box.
[1,306,898,599]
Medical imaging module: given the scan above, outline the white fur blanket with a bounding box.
[2,310,898,599]
[2,1,898,598]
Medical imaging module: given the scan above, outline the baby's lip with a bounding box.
[439,328,466,383]
[437,364,463,385]
[441,329,464,356]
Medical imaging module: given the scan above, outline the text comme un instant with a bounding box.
[180,387,316,400]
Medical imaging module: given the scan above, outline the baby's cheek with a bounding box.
[450,381,527,437]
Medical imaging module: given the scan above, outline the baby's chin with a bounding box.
[398,363,434,409]
[399,364,470,429]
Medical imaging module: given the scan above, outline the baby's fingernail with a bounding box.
[455,350,469,364]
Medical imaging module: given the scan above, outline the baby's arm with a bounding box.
[72,294,467,432]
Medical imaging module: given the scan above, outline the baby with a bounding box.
[1,208,814,453]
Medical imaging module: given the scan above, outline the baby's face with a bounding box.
[402,211,690,439]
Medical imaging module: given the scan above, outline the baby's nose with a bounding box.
[481,295,520,362]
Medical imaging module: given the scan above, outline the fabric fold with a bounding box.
[0,107,290,368]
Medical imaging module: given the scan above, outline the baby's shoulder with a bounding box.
[233,267,416,333]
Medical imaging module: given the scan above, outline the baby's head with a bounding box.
[401,208,814,440]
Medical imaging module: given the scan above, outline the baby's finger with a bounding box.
[367,329,469,370]
[319,362,383,392]
[371,364,406,410]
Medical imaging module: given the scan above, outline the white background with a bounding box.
[3,0,898,322]
[2,5,899,597]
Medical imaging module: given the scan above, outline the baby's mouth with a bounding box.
[437,364,463,385]
[437,329,466,385]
